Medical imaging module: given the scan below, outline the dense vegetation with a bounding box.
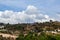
[16,32,60,40]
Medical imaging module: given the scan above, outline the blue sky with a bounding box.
[0,0,60,12]
[0,0,60,24]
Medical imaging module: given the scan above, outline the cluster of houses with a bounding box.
[0,23,5,29]
[45,28,60,34]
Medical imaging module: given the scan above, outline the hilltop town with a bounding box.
[0,20,60,40]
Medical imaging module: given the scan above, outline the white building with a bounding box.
[0,26,4,29]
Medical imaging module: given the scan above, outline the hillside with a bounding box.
[0,20,60,40]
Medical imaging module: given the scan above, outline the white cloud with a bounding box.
[0,5,55,24]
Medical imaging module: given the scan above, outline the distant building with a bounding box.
[57,28,60,32]
[51,31,57,34]
[0,26,4,29]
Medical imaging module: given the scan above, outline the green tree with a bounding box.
[16,33,24,40]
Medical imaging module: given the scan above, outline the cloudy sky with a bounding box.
[0,0,60,24]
